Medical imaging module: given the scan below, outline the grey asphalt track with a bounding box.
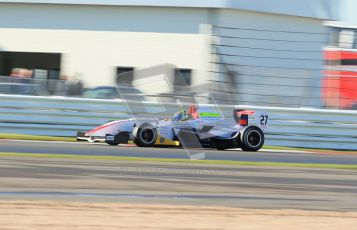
[1,139,357,164]
[0,156,357,211]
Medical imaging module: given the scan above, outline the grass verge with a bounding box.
[263,145,357,154]
[0,133,76,142]
[0,152,357,170]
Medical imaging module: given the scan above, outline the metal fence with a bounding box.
[0,73,207,104]
[1,94,357,150]
[210,25,357,110]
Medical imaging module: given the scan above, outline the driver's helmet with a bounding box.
[187,104,198,119]
[172,110,186,122]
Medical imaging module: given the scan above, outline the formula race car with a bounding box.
[77,104,268,151]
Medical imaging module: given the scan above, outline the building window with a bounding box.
[116,67,134,86]
[339,29,354,49]
[0,51,61,79]
[329,27,341,47]
[354,30,357,49]
[174,69,192,87]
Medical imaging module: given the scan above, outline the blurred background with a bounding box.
[0,0,355,109]
[2,0,357,151]
[2,3,357,227]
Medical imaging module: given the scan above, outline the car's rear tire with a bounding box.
[133,123,157,147]
[240,126,264,152]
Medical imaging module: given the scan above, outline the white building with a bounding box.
[0,0,339,104]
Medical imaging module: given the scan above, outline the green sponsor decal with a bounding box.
[199,112,221,118]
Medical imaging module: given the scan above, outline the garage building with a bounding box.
[0,0,338,106]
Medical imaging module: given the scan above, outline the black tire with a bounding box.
[133,123,157,147]
[240,126,264,152]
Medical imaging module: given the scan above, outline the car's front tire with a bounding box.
[133,123,157,147]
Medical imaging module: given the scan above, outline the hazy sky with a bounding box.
[341,0,357,24]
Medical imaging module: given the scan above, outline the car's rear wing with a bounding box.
[233,109,269,130]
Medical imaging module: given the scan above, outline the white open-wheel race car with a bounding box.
[77,104,269,151]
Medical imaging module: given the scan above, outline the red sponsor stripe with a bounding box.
[324,70,357,77]
[325,50,357,60]
[86,121,121,135]
[322,70,357,108]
